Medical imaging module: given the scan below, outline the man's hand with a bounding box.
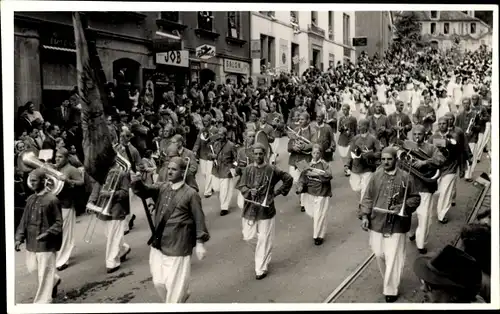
[273,190,281,198]
[36,232,49,241]
[250,189,258,198]
[412,160,427,169]
[325,148,332,153]
[99,190,114,197]
[195,242,206,261]
[15,241,22,252]
[130,171,142,183]
[208,153,217,160]
[361,217,370,232]
[389,204,403,214]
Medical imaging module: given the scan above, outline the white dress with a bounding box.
[376,84,387,104]
[436,97,450,120]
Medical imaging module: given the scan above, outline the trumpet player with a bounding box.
[347,119,381,206]
[131,157,210,303]
[236,143,293,280]
[428,117,461,224]
[359,147,421,303]
[388,100,412,145]
[15,169,63,303]
[53,148,84,271]
[192,114,218,197]
[296,144,333,246]
[368,102,391,148]
[413,95,436,140]
[208,127,238,216]
[235,130,256,210]
[287,112,316,212]
[406,125,445,254]
[88,170,131,273]
[161,143,199,192]
[314,113,336,168]
[337,104,357,176]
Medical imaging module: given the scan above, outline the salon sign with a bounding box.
[223,59,249,75]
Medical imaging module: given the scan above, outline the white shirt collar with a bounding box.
[170,181,184,190]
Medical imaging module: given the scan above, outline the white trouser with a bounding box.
[338,145,349,160]
[349,172,373,203]
[56,207,75,268]
[242,217,275,276]
[411,192,433,249]
[105,219,131,269]
[211,176,235,211]
[200,159,214,196]
[436,173,457,221]
[149,248,191,303]
[26,251,61,303]
[369,231,406,296]
[465,142,478,180]
[288,166,305,206]
[125,188,140,232]
[237,190,244,210]
[476,128,490,161]
[302,194,330,239]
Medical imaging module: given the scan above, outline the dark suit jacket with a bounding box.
[211,140,237,179]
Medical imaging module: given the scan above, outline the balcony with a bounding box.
[308,24,325,38]
[194,28,220,40]
[155,18,188,31]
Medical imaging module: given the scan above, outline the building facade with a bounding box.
[354,11,394,59]
[250,11,355,78]
[411,11,492,51]
[14,11,251,111]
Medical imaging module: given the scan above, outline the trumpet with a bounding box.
[19,151,65,195]
[287,126,312,154]
[84,152,131,244]
[350,145,371,159]
[243,166,274,211]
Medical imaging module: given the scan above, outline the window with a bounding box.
[260,35,275,74]
[419,22,423,30]
[227,12,241,38]
[471,22,476,34]
[430,11,438,19]
[160,12,179,22]
[311,11,318,26]
[198,11,213,31]
[343,13,350,46]
[328,11,334,40]
[444,22,449,34]
[431,22,436,34]
[290,11,299,25]
[291,43,300,74]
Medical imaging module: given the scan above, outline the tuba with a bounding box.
[83,152,131,244]
[395,141,440,183]
[19,151,65,195]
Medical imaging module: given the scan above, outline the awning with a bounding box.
[42,45,76,53]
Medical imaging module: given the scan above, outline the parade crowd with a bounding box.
[14,40,492,304]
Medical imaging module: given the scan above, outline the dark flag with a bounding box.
[73,12,116,185]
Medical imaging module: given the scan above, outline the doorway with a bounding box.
[200,69,216,87]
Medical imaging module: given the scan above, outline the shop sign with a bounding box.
[156,50,189,67]
[223,59,249,75]
[40,29,76,50]
[195,44,216,60]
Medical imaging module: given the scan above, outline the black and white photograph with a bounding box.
[2,2,498,312]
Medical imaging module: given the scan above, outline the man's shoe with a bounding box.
[314,238,324,246]
[52,278,62,298]
[220,210,229,216]
[418,248,428,254]
[128,214,136,231]
[439,217,449,224]
[56,263,68,272]
[120,247,131,263]
[256,271,268,280]
[385,295,398,303]
[107,265,120,274]
[300,206,305,212]
[409,235,416,241]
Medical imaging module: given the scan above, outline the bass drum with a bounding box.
[255,130,272,162]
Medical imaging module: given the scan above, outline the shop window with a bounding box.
[444,23,449,34]
[198,11,213,31]
[227,12,241,39]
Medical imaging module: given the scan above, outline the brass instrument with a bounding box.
[374,154,412,237]
[287,126,312,155]
[183,157,191,182]
[395,143,440,183]
[243,166,275,215]
[83,152,131,244]
[19,151,65,195]
[350,145,370,159]
[465,111,478,136]
[209,144,218,166]
[396,117,402,140]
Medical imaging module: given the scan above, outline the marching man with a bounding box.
[297,144,333,246]
[88,170,132,273]
[360,147,421,303]
[337,104,357,176]
[131,157,210,303]
[236,143,293,280]
[15,169,63,303]
[192,114,218,195]
[235,130,256,210]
